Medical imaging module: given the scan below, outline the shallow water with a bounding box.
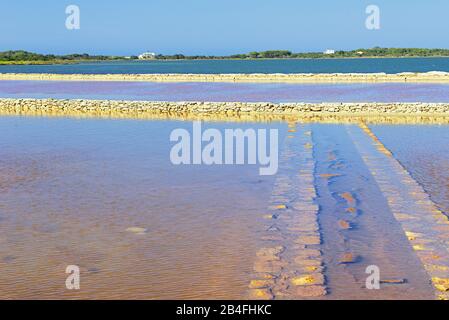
[2,58,449,74]
[1,81,449,103]
[0,117,281,299]
[313,124,434,299]
[370,125,449,217]
[0,116,447,299]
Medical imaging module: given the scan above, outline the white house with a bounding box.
[323,49,335,55]
[138,52,156,60]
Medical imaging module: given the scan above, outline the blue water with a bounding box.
[1,80,449,103]
[2,58,449,74]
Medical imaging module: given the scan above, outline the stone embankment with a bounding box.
[2,71,449,83]
[1,98,448,117]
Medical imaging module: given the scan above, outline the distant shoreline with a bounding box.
[3,56,449,66]
[2,71,449,83]
[3,48,449,65]
[0,59,124,66]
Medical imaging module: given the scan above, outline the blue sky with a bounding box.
[1,0,448,55]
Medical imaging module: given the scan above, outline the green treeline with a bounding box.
[0,50,124,63]
[2,48,449,64]
[155,48,449,60]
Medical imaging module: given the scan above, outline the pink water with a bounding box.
[1,80,449,102]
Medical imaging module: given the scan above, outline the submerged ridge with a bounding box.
[249,124,327,299]
[347,123,449,299]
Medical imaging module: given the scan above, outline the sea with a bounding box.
[1,57,449,74]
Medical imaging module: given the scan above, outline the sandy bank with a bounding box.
[1,99,448,125]
[2,71,449,83]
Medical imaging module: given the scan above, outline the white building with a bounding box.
[323,49,335,55]
[138,52,156,60]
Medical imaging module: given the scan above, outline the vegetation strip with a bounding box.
[3,48,449,63]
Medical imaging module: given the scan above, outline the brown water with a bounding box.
[0,117,281,299]
[0,116,447,299]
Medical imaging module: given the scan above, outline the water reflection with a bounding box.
[0,115,448,299]
[0,108,448,125]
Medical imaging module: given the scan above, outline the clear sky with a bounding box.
[1,0,448,55]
